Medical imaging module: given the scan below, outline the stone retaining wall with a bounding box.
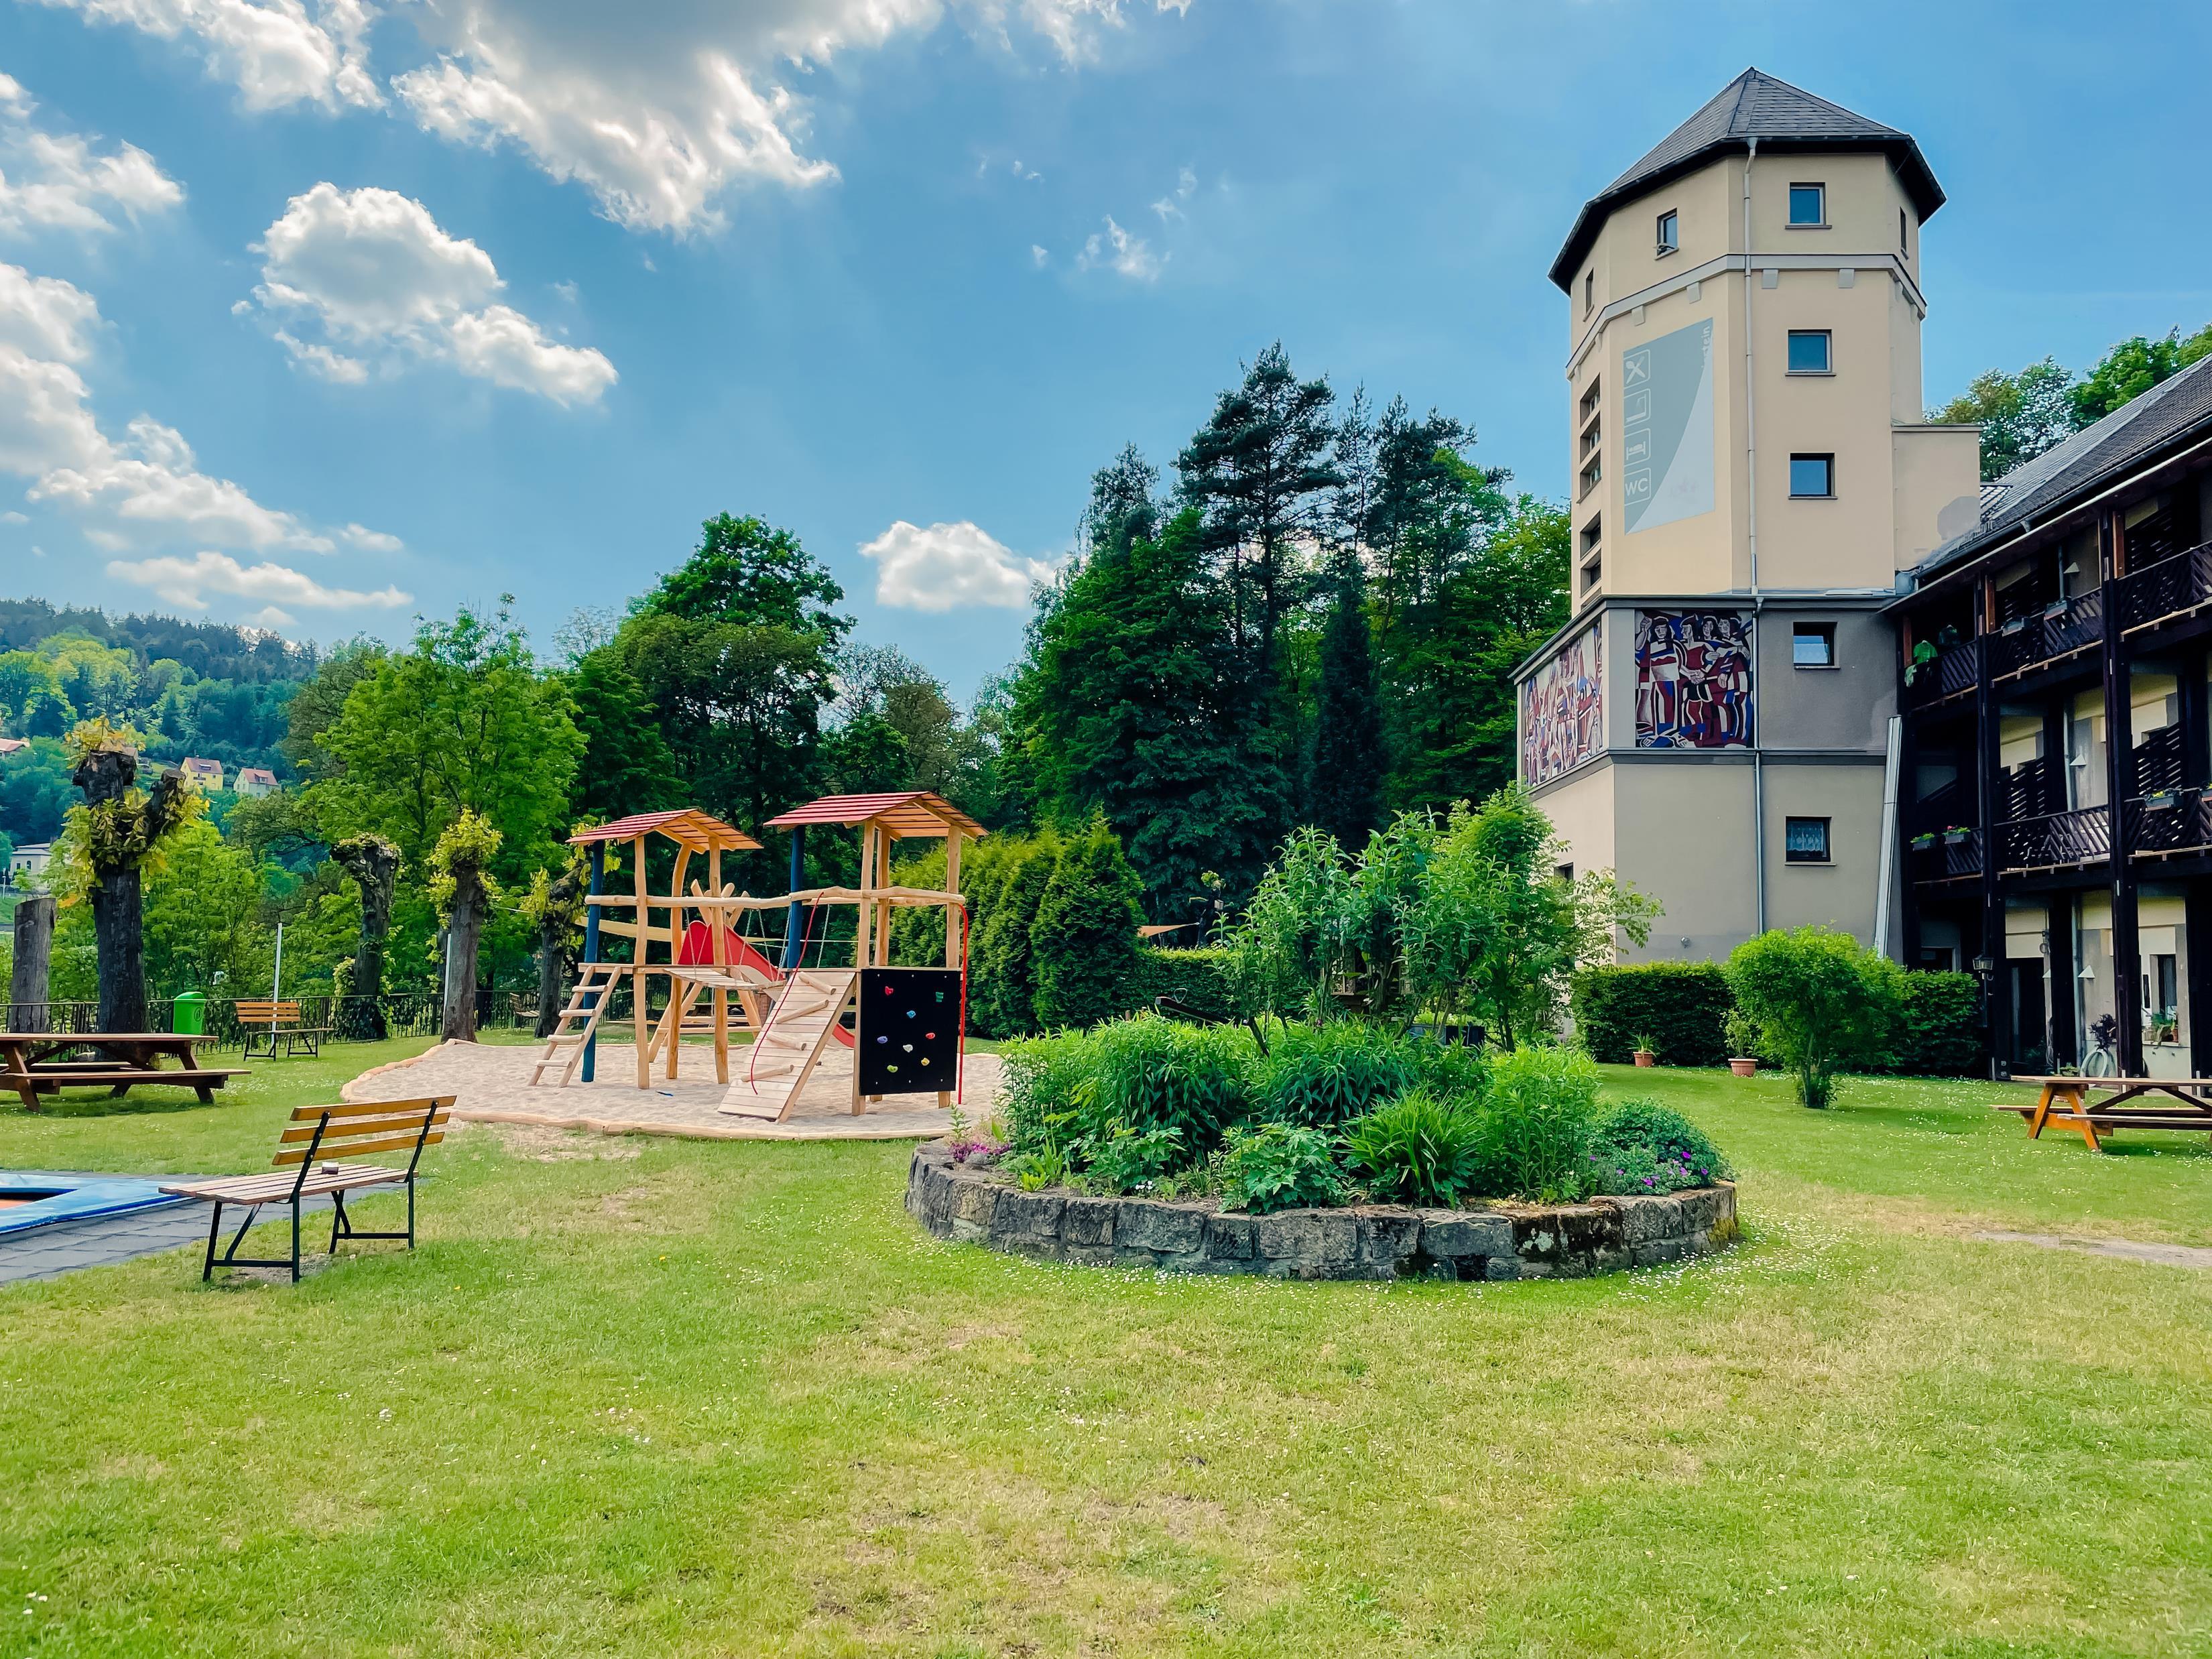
[905,1144,1737,1281]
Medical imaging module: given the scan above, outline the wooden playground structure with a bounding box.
[530,793,983,1123]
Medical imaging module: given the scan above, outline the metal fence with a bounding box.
[2,989,540,1045]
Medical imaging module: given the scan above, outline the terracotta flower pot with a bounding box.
[1729,1057,1758,1078]
[1632,1050,1656,1067]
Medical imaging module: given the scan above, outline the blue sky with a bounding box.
[1,0,2207,700]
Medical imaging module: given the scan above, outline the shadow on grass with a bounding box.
[5,1089,229,1121]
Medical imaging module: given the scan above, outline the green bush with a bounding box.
[1725,926,1906,1107]
[1585,1099,1733,1196]
[1341,1089,1485,1207]
[970,831,1060,1038]
[1569,961,1733,1066]
[1472,1047,1602,1202]
[1032,816,1145,1031]
[1404,1035,1492,1097]
[1884,971,1984,1076]
[1086,1011,1253,1154]
[997,1029,1099,1156]
[1253,1020,1420,1127]
[1215,1122,1349,1214]
[1073,1123,1184,1195]
[1133,945,1237,1022]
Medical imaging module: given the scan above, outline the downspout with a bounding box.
[1743,137,1768,933]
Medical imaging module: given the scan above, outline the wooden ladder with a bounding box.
[721,968,857,1121]
[528,962,624,1086]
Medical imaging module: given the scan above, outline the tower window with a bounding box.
[1792,623,1837,667]
[1786,330,1833,374]
[1790,454,1835,498]
[1900,208,1909,254]
[1584,269,1595,315]
[1788,182,1827,227]
[1785,817,1832,863]
[1656,209,1678,255]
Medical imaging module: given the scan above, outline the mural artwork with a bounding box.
[1635,611,1753,749]
[1520,624,1603,786]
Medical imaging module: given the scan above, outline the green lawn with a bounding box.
[1,1056,2208,1656]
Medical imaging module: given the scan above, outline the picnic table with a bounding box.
[1999,1074,2212,1152]
[0,1032,247,1111]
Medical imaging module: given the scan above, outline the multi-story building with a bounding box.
[1892,357,2212,1078]
[1515,69,1980,964]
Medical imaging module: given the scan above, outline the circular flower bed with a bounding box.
[906,1142,1737,1282]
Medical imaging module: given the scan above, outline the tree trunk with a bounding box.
[442,885,482,1041]
[535,924,565,1038]
[91,869,147,1033]
[332,837,400,1041]
[8,895,55,1033]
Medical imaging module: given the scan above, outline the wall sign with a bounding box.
[1621,319,1715,534]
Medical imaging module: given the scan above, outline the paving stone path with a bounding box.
[1973,1229,2212,1270]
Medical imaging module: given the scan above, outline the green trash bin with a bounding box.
[173,991,206,1036]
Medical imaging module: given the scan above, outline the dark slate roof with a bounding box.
[1912,353,2212,585]
[1549,68,1945,290]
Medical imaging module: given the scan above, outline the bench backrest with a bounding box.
[275,1097,452,1168]
[237,1000,303,1024]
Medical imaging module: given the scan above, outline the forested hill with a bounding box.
[0,599,322,847]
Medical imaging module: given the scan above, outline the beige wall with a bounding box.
[1894,425,1982,571]
[1609,761,1760,963]
[1761,762,1886,942]
[1530,759,1618,881]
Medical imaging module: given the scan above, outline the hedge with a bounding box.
[1569,962,1733,1066]
[1133,946,1236,1024]
[1882,970,1984,1077]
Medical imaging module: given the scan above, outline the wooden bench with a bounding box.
[235,999,330,1059]
[0,1032,246,1110]
[1998,1075,2212,1152]
[160,1097,451,1281]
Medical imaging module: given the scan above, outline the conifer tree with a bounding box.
[1308,556,1383,851]
[970,831,1059,1038]
[1030,816,1144,1031]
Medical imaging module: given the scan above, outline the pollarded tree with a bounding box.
[330,834,401,1038]
[518,847,587,1038]
[428,810,501,1042]
[1030,816,1144,1031]
[59,720,200,1032]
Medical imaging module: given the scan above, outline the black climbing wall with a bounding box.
[855,967,963,1095]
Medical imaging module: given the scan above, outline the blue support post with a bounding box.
[782,826,806,974]
[580,841,605,1082]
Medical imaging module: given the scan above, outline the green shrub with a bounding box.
[1725,926,1905,1107]
[1032,816,1146,1031]
[1472,1047,1602,1201]
[1253,1020,1419,1127]
[1569,961,1733,1066]
[1404,1035,1492,1097]
[1074,1123,1184,1195]
[1342,1089,1485,1207]
[970,831,1060,1038]
[1215,1122,1349,1214]
[1133,945,1237,1022]
[1883,971,1984,1076]
[997,1030,1099,1156]
[1585,1099,1733,1196]
[1087,1011,1253,1154]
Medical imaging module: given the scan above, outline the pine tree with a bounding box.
[971,831,1059,1037]
[1308,556,1383,851]
[1030,816,1144,1031]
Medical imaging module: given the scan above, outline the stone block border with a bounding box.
[905,1144,1737,1280]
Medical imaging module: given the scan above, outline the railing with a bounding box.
[1908,778,1968,839]
[2001,753,2060,822]
[2126,788,2212,858]
[1904,637,1979,707]
[1908,828,1982,882]
[2134,723,2186,795]
[1,990,534,1044]
[1998,804,2111,871]
[1987,589,2104,680]
[2119,542,2212,632]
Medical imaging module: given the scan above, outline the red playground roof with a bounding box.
[763,792,986,840]
[568,808,761,853]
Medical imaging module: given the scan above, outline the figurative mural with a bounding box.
[1520,623,1603,785]
[1634,611,1754,749]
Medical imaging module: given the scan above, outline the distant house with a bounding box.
[0,737,26,757]
[178,756,225,790]
[8,842,52,888]
[233,767,280,798]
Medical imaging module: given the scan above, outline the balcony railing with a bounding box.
[1904,637,1979,707]
[2126,788,2212,859]
[1998,804,2111,872]
[1987,589,2104,680]
[2119,541,2212,633]
[1908,828,1982,882]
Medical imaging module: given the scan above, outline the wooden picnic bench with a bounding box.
[235,998,330,1059]
[0,1032,247,1111]
[160,1096,451,1281]
[1997,1074,2212,1152]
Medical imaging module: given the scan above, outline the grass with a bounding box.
[0,1056,2207,1655]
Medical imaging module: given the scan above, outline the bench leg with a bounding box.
[290,1201,301,1282]
[202,1201,223,1281]
[330,1189,349,1254]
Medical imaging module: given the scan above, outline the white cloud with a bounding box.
[0,509,27,524]
[1030,243,1048,269]
[860,519,1058,611]
[105,550,410,611]
[1077,214,1162,282]
[245,183,617,405]
[28,0,381,111]
[340,521,402,552]
[0,73,183,238]
[0,261,394,554]
[1150,163,1195,221]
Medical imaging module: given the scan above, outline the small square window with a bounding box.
[1790,453,1835,498]
[1787,330,1832,374]
[1788,183,1826,227]
[1556,862,1575,884]
[1792,623,1836,667]
[1656,209,1678,255]
[1785,817,1831,863]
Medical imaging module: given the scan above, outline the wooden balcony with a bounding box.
[2119,541,2212,635]
[2127,788,2212,862]
[1904,637,1979,710]
[1998,804,2111,873]
[1987,589,2103,682]
[1908,828,1982,883]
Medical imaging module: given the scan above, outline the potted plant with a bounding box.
[1725,1009,1760,1077]
[1910,831,1937,852]
[1942,824,1972,847]
[1632,1033,1658,1068]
